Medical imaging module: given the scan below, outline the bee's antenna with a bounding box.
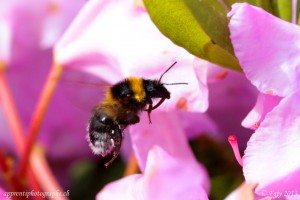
[163,82,188,85]
[158,61,177,83]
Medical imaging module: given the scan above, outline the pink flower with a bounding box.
[196,58,257,149]
[244,91,300,197]
[0,0,87,158]
[0,0,85,65]
[228,3,300,197]
[228,3,300,97]
[97,145,209,200]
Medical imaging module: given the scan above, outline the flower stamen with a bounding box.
[228,135,243,167]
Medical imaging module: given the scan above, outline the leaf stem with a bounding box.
[0,151,22,194]
[19,63,63,178]
[31,148,68,200]
[0,70,25,152]
[0,64,66,198]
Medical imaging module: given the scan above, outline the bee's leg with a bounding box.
[146,104,153,124]
[145,98,167,124]
[104,124,123,168]
[150,98,167,111]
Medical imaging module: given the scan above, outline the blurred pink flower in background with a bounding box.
[0,0,87,158]
[202,59,257,149]
[229,3,300,198]
[0,0,88,191]
[0,0,85,64]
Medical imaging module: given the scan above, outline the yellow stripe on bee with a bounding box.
[127,77,146,102]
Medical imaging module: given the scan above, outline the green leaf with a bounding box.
[275,0,292,22]
[143,0,241,71]
[223,0,255,10]
[255,0,275,14]
[223,0,275,15]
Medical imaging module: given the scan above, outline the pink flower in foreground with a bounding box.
[228,3,300,198]
[98,145,209,200]
[96,107,209,199]
[244,91,300,198]
[229,3,300,98]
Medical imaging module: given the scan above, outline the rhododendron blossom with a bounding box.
[229,3,300,198]
[97,113,210,199]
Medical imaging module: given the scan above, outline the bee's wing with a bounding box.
[59,69,111,111]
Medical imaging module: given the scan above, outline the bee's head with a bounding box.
[144,80,170,99]
[143,61,187,99]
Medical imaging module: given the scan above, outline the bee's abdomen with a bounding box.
[87,110,122,158]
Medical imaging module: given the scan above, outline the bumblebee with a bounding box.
[87,62,185,167]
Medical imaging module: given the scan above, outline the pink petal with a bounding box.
[206,62,257,142]
[242,93,282,130]
[129,112,195,171]
[243,90,300,195]
[177,110,219,140]
[228,3,300,97]
[225,182,258,200]
[96,175,144,200]
[97,146,209,200]
[0,0,84,65]
[129,111,210,193]
[144,146,209,200]
[40,0,86,48]
[0,19,11,63]
[193,58,209,112]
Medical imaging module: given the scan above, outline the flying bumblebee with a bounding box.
[87,61,186,167]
